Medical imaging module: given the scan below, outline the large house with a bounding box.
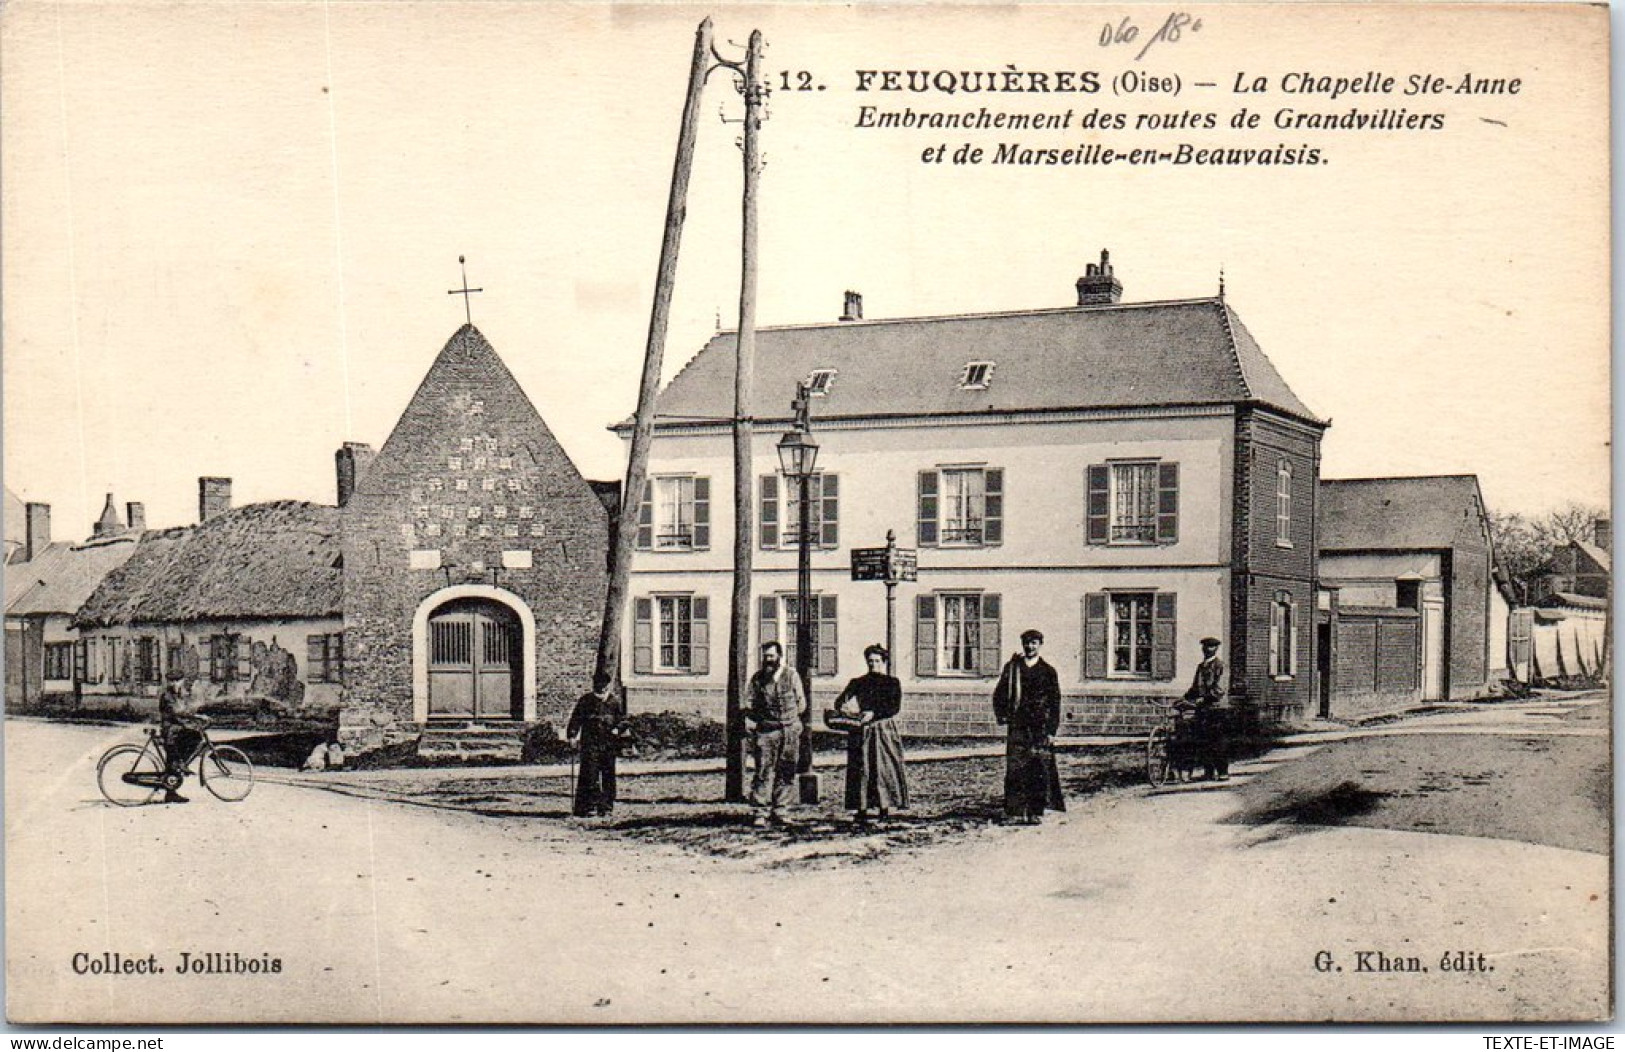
[617,253,1327,733]
[1317,475,1511,717]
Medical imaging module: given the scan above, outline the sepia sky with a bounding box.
[2,2,1609,537]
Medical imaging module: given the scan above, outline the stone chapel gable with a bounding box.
[339,324,609,756]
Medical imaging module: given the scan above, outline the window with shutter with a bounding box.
[632,598,653,674]
[651,477,699,550]
[817,595,839,675]
[758,595,779,650]
[982,469,1004,545]
[635,482,653,550]
[914,595,938,677]
[1085,466,1110,545]
[692,478,711,549]
[1152,593,1178,680]
[1082,593,1109,679]
[74,639,88,683]
[1156,462,1180,544]
[978,594,1003,675]
[333,633,345,685]
[691,596,711,675]
[656,595,695,671]
[1109,593,1155,677]
[917,471,939,547]
[819,474,839,548]
[307,635,328,683]
[759,475,779,548]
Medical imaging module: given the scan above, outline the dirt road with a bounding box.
[6,703,1608,1024]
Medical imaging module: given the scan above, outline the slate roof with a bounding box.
[1319,476,1490,552]
[74,501,342,627]
[638,298,1321,428]
[4,535,140,618]
[1571,540,1611,574]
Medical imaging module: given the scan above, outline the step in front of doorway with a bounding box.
[417,722,526,763]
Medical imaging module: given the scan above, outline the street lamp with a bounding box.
[776,383,819,781]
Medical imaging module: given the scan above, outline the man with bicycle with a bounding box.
[159,671,207,803]
[1177,637,1229,781]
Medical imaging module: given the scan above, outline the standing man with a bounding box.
[992,629,1065,824]
[567,671,627,817]
[746,641,806,827]
[1180,636,1229,781]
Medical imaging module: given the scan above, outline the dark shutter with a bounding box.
[1086,465,1110,545]
[982,469,1004,545]
[632,598,653,674]
[307,635,326,683]
[635,482,653,550]
[820,473,839,549]
[73,639,87,683]
[760,475,779,549]
[978,594,1003,675]
[1156,462,1180,544]
[758,595,779,650]
[918,471,939,547]
[1083,593,1109,679]
[1152,592,1178,680]
[915,595,937,676]
[817,595,838,675]
[691,596,710,675]
[691,477,711,549]
[236,637,252,681]
[333,633,345,685]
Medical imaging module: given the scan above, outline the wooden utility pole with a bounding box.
[594,18,713,688]
[720,30,766,801]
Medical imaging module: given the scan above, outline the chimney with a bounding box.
[93,493,122,537]
[1075,249,1123,306]
[1594,517,1611,552]
[840,290,863,322]
[199,477,232,523]
[23,502,50,562]
[125,501,146,532]
[335,442,376,508]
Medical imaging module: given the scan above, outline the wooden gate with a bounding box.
[426,598,520,720]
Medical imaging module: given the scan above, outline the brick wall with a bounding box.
[340,326,609,754]
[1448,546,1491,698]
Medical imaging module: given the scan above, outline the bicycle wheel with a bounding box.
[199,744,254,802]
[1145,726,1173,788]
[97,743,167,807]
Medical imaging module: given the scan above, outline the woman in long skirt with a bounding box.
[834,644,910,826]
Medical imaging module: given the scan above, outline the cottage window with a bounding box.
[135,637,161,684]
[44,642,74,681]
[758,473,839,549]
[635,476,711,551]
[917,467,1003,547]
[631,595,710,675]
[1276,459,1293,547]
[1082,591,1177,680]
[306,633,345,685]
[209,635,240,683]
[758,594,839,676]
[913,593,1001,677]
[1086,462,1179,545]
[1269,592,1297,678]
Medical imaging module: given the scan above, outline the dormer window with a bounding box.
[960,361,995,389]
[806,369,837,395]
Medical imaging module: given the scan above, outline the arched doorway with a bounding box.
[425,597,521,720]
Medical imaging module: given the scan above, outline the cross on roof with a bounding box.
[448,255,483,324]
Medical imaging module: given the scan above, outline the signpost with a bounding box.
[850,530,918,663]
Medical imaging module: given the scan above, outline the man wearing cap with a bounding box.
[991,628,1065,824]
[1179,636,1229,781]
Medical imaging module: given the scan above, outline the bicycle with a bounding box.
[1144,702,1198,788]
[96,719,255,806]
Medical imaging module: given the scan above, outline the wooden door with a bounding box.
[427,599,520,720]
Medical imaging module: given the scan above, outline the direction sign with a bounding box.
[851,546,918,582]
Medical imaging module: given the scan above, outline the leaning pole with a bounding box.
[594,18,713,688]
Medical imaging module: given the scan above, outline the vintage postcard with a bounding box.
[2,0,1610,1026]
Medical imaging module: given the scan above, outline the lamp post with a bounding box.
[776,383,819,783]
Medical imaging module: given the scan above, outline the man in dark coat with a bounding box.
[1179,636,1229,780]
[567,671,627,817]
[158,673,206,804]
[992,628,1065,824]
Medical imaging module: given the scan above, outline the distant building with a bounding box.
[1529,518,1610,604]
[1318,475,1510,716]
[4,498,140,707]
[618,253,1327,733]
